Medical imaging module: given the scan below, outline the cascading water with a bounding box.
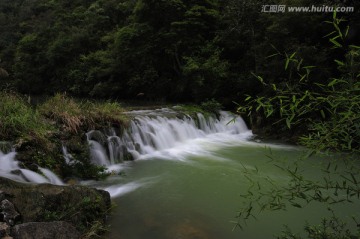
[0,150,63,185]
[86,109,252,167]
[1,109,251,193]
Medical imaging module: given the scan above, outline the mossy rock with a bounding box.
[0,177,111,234]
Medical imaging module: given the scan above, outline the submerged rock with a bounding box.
[11,221,80,239]
[167,221,213,239]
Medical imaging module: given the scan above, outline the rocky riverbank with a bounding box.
[0,177,111,239]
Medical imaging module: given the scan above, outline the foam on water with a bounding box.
[86,109,254,168]
[0,150,64,185]
[1,108,297,199]
[104,182,145,198]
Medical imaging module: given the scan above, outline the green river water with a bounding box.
[1,110,358,238]
[98,141,359,239]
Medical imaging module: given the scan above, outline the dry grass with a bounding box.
[39,93,85,133]
[39,93,129,133]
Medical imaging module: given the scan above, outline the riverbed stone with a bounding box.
[0,200,20,226]
[11,221,80,239]
[0,222,11,237]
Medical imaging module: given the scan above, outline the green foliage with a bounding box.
[238,13,360,153]
[0,91,127,179]
[0,91,52,146]
[235,149,360,238]
[175,99,223,118]
[234,12,360,238]
[3,0,357,105]
[277,215,358,239]
[0,0,246,103]
[200,99,223,114]
[87,101,129,128]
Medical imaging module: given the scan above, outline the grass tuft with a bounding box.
[39,93,85,133]
[0,91,52,145]
[39,93,129,133]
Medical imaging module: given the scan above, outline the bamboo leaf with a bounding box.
[304,150,316,158]
[303,66,316,69]
[323,30,336,38]
[289,52,296,59]
[286,118,291,129]
[299,74,306,82]
[345,25,350,37]
[329,38,342,48]
[333,23,343,38]
[266,53,280,59]
[334,60,345,66]
[285,58,290,70]
[328,78,338,87]
[349,45,360,49]
[297,58,303,71]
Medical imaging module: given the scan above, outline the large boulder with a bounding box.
[11,221,80,239]
[0,177,111,233]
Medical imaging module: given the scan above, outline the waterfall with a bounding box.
[1,109,251,185]
[0,150,64,185]
[87,109,252,166]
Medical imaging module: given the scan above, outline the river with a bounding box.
[1,108,359,238]
[82,109,359,239]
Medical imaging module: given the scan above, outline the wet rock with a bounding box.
[0,200,20,226]
[0,222,11,237]
[0,177,111,233]
[0,142,12,154]
[0,191,5,201]
[11,221,80,239]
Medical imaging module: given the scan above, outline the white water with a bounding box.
[0,150,63,185]
[82,109,259,197]
[1,109,292,196]
[86,109,253,168]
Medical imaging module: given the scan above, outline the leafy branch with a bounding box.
[237,12,360,153]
